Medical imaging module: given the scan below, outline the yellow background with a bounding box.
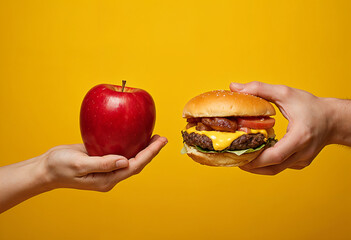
[1,1,350,239]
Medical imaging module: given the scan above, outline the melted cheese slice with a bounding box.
[184,126,267,151]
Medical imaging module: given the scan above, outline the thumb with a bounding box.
[77,155,129,175]
[230,81,286,102]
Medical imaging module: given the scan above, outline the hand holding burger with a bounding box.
[230,81,351,175]
[181,90,277,167]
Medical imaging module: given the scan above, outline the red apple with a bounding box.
[80,81,156,158]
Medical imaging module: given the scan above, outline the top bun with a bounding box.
[183,90,275,118]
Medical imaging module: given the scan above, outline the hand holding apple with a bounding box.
[0,81,166,213]
[0,137,168,213]
[80,81,156,158]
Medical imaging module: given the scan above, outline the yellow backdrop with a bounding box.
[0,1,350,239]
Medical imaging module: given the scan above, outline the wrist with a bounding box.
[36,152,56,192]
[28,155,54,194]
[0,155,53,213]
[322,97,351,146]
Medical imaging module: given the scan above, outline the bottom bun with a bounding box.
[184,143,263,167]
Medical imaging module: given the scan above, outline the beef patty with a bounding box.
[182,131,265,151]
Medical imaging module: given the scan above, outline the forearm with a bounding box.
[324,98,351,146]
[0,156,51,213]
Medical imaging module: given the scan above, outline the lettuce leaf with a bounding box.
[180,146,187,154]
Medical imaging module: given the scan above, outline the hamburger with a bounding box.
[181,90,277,167]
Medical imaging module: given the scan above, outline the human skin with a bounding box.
[0,135,167,213]
[230,81,351,175]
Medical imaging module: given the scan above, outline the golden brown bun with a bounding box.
[184,143,263,167]
[183,90,275,118]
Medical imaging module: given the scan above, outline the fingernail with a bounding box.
[231,82,244,91]
[116,159,128,168]
[162,138,168,146]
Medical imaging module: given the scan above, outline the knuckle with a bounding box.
[270,151,285,165]
[280,85,291,96]
[300,128,313,146]
[99,160,112,171]
[249,81,262,93]
[132,165,143,175]
[49,146,61,152]
[250,81,261,88]
[303,127,313,139]
[145,148,157,158]
[71,160,84,172]
[46,148,60,160]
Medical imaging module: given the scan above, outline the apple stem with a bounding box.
[121,80,126,92]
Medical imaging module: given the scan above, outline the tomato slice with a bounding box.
[236,117,275,129]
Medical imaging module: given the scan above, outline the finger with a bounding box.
[240,152,300,175]
[287,151,318,170]
[113,136,168,181]
[129,136,168,173]
[240,148,317,175]
[286,154,309,170]
[150,134,161,144]
[76,136,168,191]
[76,171,119,192]
[76,155,129,175]
[241,130,302,169]
[230,81,290,103]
